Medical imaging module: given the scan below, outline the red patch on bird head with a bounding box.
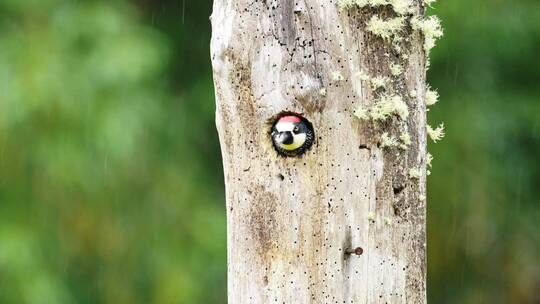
[278,115,302,123]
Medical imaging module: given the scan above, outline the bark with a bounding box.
[211,1,428,303]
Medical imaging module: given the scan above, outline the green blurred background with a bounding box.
[0,0,538,303]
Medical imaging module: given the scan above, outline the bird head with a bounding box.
[271,115,314,157]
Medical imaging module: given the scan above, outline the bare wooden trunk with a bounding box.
[211,1,428,303]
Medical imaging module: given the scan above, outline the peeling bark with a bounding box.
[211,1,428,303]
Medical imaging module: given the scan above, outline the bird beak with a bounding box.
[276,132,294,145]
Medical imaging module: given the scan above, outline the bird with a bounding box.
[271,115,314,157]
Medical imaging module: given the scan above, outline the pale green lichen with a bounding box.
[426,152,433,168]
[366,16,406,41]
[354,105,369,120]
[425,87,439,106]
[411,15,444,53]
[418,194,426,201]
[423,0,437,7]
[337,0,368,9]
[371,95,409,120]
[337,0,354,9]
[352,95,408,122]
[367,211,376,222]
[390,0,415,15]
[427,123,445,142]
[367,0,387,5]
[399,131,411,150]
[392,40,403,53]
[337,0,353,9]
[380,132,398,148]
[355,71,389,91]
[338,0,444,170]
[337,0,415,15]
[370,76,389,90]
[319,88,327,96]
[409,168,422,179]
[389,63,404,76]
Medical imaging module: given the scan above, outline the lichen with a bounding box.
[319,88,327,96]
[339,0,445,182]
[352,94,409,123]
[392,39,403,54]
[409,168,421,179]
[427,123,445,142]
[389,63,403,76]
[426,152,433,168]
[368,0,389,5]
[423,0,437,7]
[337,0,354,9]
[337,0,415,16]
[366,16,406,41]
[389,0,415,15]
[380,132,398,148]
[355,71,389,91]
[411,15,444,53]
[399,131,411,150]
[425,87,439,106]
[370,76,389,90]
[337,0,368,9]
[354,105,369,120]
[371,95,409,120]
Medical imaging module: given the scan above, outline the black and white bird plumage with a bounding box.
[271,115,314,157]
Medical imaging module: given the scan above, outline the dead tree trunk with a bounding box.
[211,1,431,303]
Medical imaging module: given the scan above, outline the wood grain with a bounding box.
[211,1,428,302]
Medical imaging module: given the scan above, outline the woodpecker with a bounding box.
[271,115,314,157]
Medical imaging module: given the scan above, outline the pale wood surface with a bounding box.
[211,1,428,303]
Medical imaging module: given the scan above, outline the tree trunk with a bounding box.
[211,1,428,303]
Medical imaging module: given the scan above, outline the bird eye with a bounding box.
[293,126,300,134]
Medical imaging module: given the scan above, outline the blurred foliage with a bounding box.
[0,0,538,303]
[428,1,540,303]
[0,0,224,303]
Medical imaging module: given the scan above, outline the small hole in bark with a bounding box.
[393,185,405,195]
[392,204,401,216]
[277,173,285,181]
